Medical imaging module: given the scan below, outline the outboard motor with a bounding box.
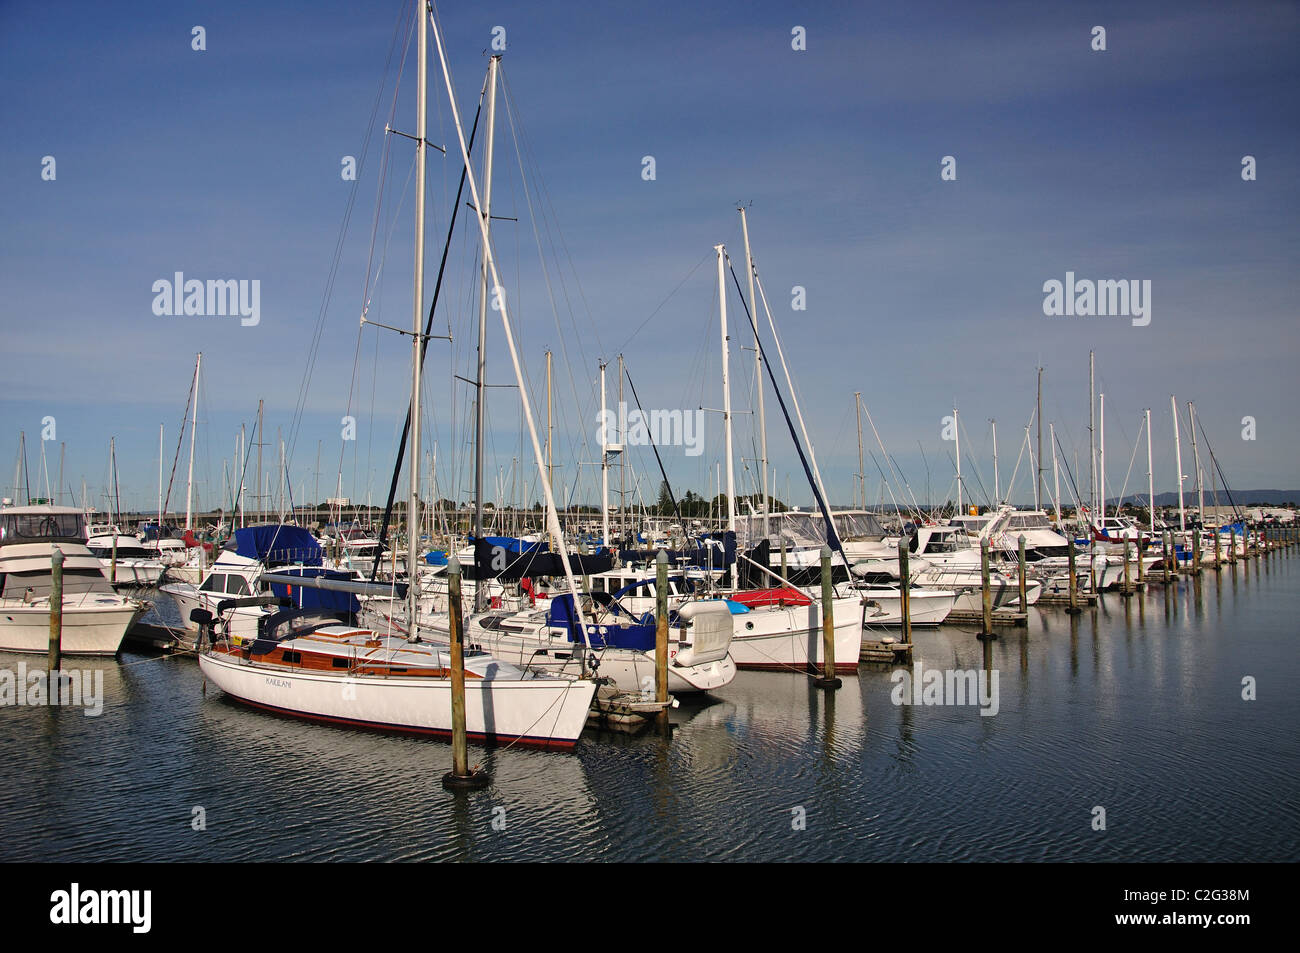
[189,608,217,649]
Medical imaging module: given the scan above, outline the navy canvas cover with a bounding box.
[231,525,323,566]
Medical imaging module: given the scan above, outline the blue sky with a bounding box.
[2,0,1297,517]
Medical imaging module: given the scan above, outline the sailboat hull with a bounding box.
[198,649,596,750]
[727,596,863,672]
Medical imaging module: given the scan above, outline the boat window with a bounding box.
[226,576,251,595]
[1,511,85,542]
[923,537,957,554]
[200,574,226,593]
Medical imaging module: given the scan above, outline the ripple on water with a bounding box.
[1,566,1297,861]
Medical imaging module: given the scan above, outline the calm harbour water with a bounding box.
[1,552,1296,862]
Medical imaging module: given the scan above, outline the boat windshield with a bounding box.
[834,512,886,540]
[1,511,85,542]
[1002,514,1052,531]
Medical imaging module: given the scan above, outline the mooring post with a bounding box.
[897,536,912,649]
[1017,534,1028,612]
[110,533,118,586]
[48,547,64,674]
[1121,539,1133,597]
[443,555,489,791]
[1137,535,1146,586]
[655,549,669,730]
[1229,527,1237,565]
[1191,529,1202,576]
[815,547,842,688]
[979,537,995,639]
[1066,535,1081,614]
[1214,524,1222,571]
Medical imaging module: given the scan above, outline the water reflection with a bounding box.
[1,554,1296,862]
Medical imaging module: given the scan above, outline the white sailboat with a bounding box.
[198,4,596,749]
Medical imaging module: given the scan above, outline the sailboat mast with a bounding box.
[715,244,736,533]
[280,429,288,520]
[156,425,163,526]
[256,399,263,524]
[1099,392,1106,521]
[1210,435,1220,527]
[1088,351,1096,525]
[738,207,767,537]
[855,392,864,510]
[1026,425,1037,510]
[545,348,552,548]
[238,423,245,528]
[58,442,64,506]
[186,352,201,530]
[429,10,596,655]
[407,0,428,639]
[953,405,962,515]
[1036,366,1044,510]
[600,361,610,545]
[991,418,999,504]
[1050,422,1062,525]
[1187,401,1205,527]
[1171,394,1185,534]
[472,53,500,609]
[617,354,625,540]
[12,432,24,504]
[110,436,119,527]
[1145,408,1155,536]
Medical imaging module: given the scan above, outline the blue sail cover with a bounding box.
[231,525,323,566]
[546,593,656,651]
[472,535,548,555]
[473,537,612,580]
[618,531,736,568]
[265,568,360,614]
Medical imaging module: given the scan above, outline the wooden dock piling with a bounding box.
[897,536,912,650]
[815,547,842,688]
[442,555,489,791]
[47,547,64,674]
[1120,539,1134,597]
[1017,534,1028,612]
[1066,535,1082,614]
[978,538,995,639]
